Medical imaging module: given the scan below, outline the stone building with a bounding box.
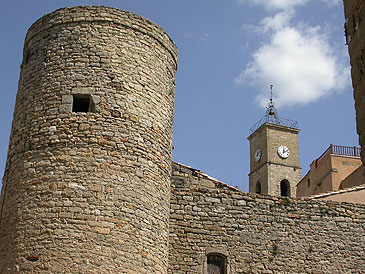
[248,95,301,198]
[169,162,365,273]
[0,5,364,274]
[297,144,365,204]
[296,0,365,205]
[297,145,363,196]
[344,0,365,170]
[0,6,178,273]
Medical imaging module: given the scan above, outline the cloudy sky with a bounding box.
[0,0,357,191]
[236,0,348,107]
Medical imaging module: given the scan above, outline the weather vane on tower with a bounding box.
[270,84,273,102]
[267,85,278,118]
[249,85,298,134]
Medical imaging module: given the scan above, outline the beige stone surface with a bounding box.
[248,124,301,197]
[169,162,365,274]
[1,3,364,274]
[0,6,177,274]
[341,165,365,189]
[344,0,365,170]
[297,151,363,198]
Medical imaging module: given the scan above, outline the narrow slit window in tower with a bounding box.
[72,95,91,113]
[256,181,261,194]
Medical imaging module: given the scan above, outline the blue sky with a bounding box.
[0,0,357,191]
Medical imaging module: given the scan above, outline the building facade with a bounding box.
[297,144,363,197]
[248,100,301,198]
[344,0,365,169]
[0,6,177,273]
[169,162,365,274]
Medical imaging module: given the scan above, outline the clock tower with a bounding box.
[248,88,301,197]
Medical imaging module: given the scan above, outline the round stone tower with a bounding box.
[0,6,177,273]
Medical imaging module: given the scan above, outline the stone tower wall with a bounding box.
[248,124,301,197]
[0,6,177,273]
[344,0,365,171]
[170,162,365,274]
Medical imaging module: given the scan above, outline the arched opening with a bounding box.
[207,254,226,274]
[280,179,290,197]
[255,181,261,194]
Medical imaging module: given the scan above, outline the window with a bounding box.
[207,254,226,274]
[255,181,261,194]
[72,95,92,113]
[204,249,229,274]
[280,179,290,197]
[25,50,31,64]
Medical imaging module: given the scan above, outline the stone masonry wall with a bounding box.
[266,125,301,197]
[249,124,301,197]
[169,162,365,274]
[0,6,177,274]
[344,0,365,170]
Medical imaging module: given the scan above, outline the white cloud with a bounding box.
[238,0,308,11]
[235,2,349,108]
[260,11,293,32]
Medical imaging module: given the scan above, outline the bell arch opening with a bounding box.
[280,179,290,197]
[256,181,261,194]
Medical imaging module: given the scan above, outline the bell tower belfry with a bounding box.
[247,86,301,197]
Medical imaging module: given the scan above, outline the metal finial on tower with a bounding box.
[270,84,273,103]
[267,85,277,117]
[249,85,298,134]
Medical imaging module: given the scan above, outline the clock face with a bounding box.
[277,145,290,159]
[254,149,262,162]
